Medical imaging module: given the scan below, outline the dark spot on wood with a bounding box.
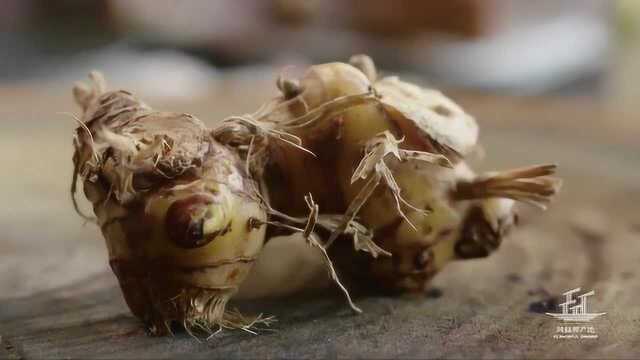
[621,271,634,280]
[425,287,443,298]
[455,242,487,259]
[112,327,146,339]
[537,269,553,281]
[1,337,22,360]
[571,225,604,243]
[506,273,523,283]
[527,287,551,297]
[571,223,608,285]
[528,296,559,314]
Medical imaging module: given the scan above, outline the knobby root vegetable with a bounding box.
[70,72,271,336]
[70,54,562,335]
[239,55,561,294]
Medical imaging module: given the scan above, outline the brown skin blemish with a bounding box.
[277,77,302,100]
[246,217,263,232]
[414,248,433,270]
[165,194,216,249]
[454,206,500,259]
[132,171,168,191]
[527,287,562,314]
[100,215,128,233]
[371,216,439,292]
[334,116,344,140]
[227,268,241,282]
[432,104,452,117]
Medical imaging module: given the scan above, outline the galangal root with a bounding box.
[70,55,560,336]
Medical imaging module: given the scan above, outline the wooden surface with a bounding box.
[0,74,639,359]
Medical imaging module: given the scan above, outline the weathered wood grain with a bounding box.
[0,78,638,359]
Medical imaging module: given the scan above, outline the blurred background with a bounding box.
[1,0,639,103]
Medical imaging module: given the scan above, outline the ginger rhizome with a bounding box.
[71,73,269,335]
[70,55,560,335]
[241,55,560,293]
